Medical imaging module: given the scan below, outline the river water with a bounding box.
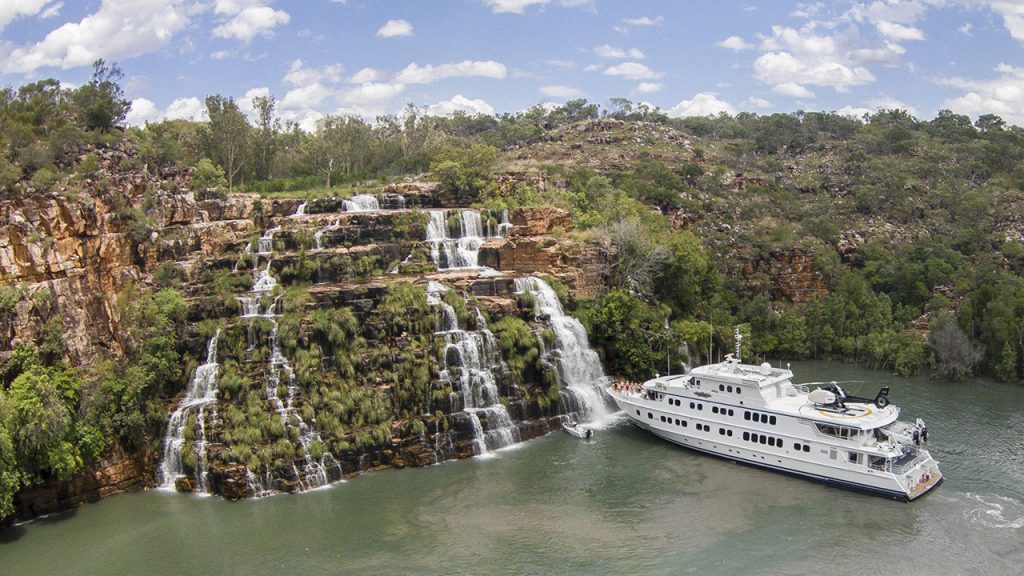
[1,362,1021,575]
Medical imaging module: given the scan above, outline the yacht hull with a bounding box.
[613,390,942,502]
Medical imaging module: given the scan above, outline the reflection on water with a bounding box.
[1,361,1022,576]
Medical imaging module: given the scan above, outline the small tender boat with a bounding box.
[563,421,594,439]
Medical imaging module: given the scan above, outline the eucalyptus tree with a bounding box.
[203,95,251,190]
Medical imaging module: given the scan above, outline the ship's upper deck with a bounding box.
[641,356,900,430]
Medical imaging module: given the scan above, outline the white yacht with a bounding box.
[608,334,942,501]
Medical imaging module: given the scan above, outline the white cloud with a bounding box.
[940,62,1024,126]
[426,94,495,116]
[125,97,160,126]
[210,50,232,60]
[0,0,52,32]
[754,25,876,93]
[772,82,816,98]
[395,60,507,84]
[349,67,382,83]
[376,19,413,38]
[594,44,645,59]
[635,82,663,94]
[0,0,195,74]
[668,92,735,117]
[281,82,332,111]
[212,2,290,42]
[482,0,592,14]
[622,15,662,26]
[835,105,872,119]
[544,59,575,68]
[717,35,754,51]
[165,96,206,121]
[283,59,343,86]
[746,96,771,109]
[958,22,972,36]
[40,2,62,19]
[875,20,924,41]
[540,84,583,98]
[865,95,917,116]
[339,82,407,106]
[603,62,662,80]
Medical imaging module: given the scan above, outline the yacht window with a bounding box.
[829,447,837,460]
[815,423,855,439]
[712,406,719,414]
[803,445,810,452]
[848,452,859,464]
[690,402,695,409]
[768,437,776,447]
[727,386,733,393]
[743,431,750,441]
[769,416,777,425]
[728,409,734,416]
[744,411,751,421]
[636,410,640,416]
[697,404,703,411]
[737,388,742,395]
[719,384,725,392]
[760,414,768,424]
[794,442,802,451]
[727,430,733,437]
[660,416,666,422]
[648,413,653,419]
[682,420,688,427]
[759,435,767,444]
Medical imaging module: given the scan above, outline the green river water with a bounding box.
[1,361,1021,575]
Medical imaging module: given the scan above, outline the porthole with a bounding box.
[769,415,777,425]
[727,386,733,393]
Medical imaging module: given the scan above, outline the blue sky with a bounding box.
[2,1,1024,129]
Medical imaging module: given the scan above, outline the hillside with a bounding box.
[3,83,1024,523]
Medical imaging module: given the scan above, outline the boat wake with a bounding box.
[961,492,1024,529]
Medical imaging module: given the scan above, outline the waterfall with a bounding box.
[293,201,307,216]
[252,260,277,292]
[257,226,280,255]
[342,194,379,212]
[425,210,494,270]
[240,263,338,493]
[158,329,222,491]
[497,209,512,237]
[514,277,612,424]
[314,218,341,250]
[429,283,520,455]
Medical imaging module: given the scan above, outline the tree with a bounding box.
[251,95,278,181]
[203,95,251,190]
[929,319,982,380]
[306,115,372,188]
[72,59,130,133]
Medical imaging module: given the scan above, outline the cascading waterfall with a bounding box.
[342,194,379,212]
[425,210,497,270]
[257,226,280,255]
[514,276,612,424]
[293,201,307,216]
[239,251,338,494]
[313,218,341,250]
[157,329,222,491]
[428,283,520,455]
